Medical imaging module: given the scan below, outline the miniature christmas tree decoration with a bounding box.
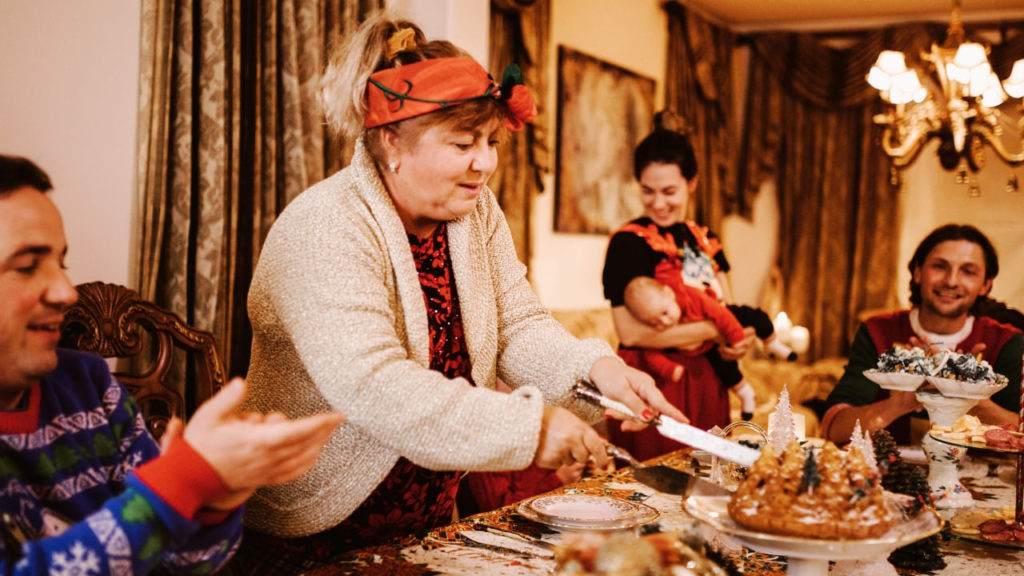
[848,419,878,472]
[767,385,797,453]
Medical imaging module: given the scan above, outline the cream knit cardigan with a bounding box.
[242,141,612,537]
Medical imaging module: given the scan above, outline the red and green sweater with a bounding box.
[825,311,1024,444]
[0,349,241,575]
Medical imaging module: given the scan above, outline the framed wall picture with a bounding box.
[554,46,655,234]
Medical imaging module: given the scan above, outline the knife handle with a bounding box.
[573,382,661,425]
[604,443,643,468]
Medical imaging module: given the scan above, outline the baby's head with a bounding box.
[623,276,680,330]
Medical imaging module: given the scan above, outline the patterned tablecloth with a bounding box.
[311,449,1024,575]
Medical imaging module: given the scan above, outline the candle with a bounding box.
[792,412,806,440]
[773,312,793,344]
[789,325,810,354]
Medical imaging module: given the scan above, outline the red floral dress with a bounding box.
[232,224,473,571]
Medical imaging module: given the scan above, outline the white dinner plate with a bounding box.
[517,494,659,531]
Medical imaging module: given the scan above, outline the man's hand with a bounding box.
[162,378,344,510]
[907,335,987,357]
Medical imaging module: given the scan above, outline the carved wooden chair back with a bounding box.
[59,281,226,438]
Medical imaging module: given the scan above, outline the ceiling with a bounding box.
[679,0,1024,32]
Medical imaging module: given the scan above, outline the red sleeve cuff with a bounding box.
[134,439,231,520]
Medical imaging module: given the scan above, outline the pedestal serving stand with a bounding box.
[916,392,979,513]
[684,386,943,576]
[863,369,1008,515]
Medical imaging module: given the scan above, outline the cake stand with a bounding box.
[916,391,979,512]
[864,369,1007,513]
[684,494,942,576]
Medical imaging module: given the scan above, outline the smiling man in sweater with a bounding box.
[823,223,1024,445]
[0,154,343,574]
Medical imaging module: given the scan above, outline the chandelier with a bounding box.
[867,0,1024,194]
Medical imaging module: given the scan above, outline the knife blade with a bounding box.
[656,418,760,467]
[573,382,761,467]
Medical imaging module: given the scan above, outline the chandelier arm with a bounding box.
[972,123,1024,167]
[867,4,1024,176]
[877,121,935,169]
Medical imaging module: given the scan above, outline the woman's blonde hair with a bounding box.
[320,11,505,159]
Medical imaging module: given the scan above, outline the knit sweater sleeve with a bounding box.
[825,324,882,411]
[3,479,242,576]
[479,192,611,423]
[0,350,242,575]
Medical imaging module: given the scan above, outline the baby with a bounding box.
[622,276,795,420]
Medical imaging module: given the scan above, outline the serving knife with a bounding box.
[573,382,761,467]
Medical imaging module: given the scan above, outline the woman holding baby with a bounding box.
[602,111,757,460]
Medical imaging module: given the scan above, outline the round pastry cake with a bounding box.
[727,440,893,539]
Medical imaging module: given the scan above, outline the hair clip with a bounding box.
[386,28,417,60]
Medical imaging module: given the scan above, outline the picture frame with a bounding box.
[554,46,655,235]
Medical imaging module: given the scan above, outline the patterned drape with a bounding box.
[662,2,737,232]
[134,0,380,381]
[489,0,551,269]
[736,29,910,361]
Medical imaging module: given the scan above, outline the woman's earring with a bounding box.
[388,162,398,174]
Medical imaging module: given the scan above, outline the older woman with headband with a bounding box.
[228,13,687,571]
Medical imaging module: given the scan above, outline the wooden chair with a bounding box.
[59,281,226,438]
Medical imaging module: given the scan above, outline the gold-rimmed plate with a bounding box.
[517,494,659,531]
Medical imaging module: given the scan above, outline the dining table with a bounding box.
[307,447,1024,575]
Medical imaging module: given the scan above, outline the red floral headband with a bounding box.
[365,57,536,131]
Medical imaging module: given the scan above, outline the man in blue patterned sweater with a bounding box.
[0,155,344,574]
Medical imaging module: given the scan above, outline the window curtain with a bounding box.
[736,29,912,361]
[662,2,738,232]
[134,0,381,385]
[489,0,551,268]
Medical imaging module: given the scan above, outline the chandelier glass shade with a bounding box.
[867,1,1024,180]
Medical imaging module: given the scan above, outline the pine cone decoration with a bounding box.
[871,429,946,572]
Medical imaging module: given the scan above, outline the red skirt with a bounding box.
[607,350,729,461]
